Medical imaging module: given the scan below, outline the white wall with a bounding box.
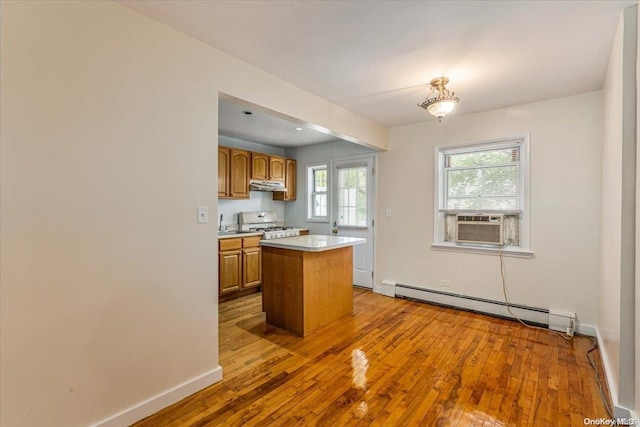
[219,135,285,157]
[600,13,624,406]
[218,136,285,228]
[600,5,637,413]
[636,4,640,415]
[0,2,386,426]
[377,92,602,330]
[284,140,376,232]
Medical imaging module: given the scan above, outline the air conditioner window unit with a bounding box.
[456,214,504,245]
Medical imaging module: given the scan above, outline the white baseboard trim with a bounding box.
[595,327,619,411]
[575,323,596,337]
[91,366,223,427]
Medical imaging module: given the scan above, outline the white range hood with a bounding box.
[249,180,287,192]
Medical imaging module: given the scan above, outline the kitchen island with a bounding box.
[260,235,365,336]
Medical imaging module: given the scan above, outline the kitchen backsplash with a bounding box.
[218,191,285,229]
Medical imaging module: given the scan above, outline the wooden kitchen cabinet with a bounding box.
[273,158,297,201]
[218,146,249,199]
[219,236,262,299]
[219,249,242,295]
[218,146,230,198]
[221,146,293,200]
[250,153,269,180]
[251,153,285,181]
[243,247,262,288]
[230,149,250,198]
[262,245,353,336]
[269,156,285,181]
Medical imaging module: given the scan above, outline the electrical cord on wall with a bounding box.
[498,248,615,422]
[587,337,616,421]
[498,247,572,341]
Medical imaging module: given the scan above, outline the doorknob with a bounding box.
[332,221,338,235]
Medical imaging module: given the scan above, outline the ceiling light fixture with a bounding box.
[418,77,460,122]
[295,127,303,131]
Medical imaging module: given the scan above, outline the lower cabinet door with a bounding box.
[219,250,242,294]
[243,247,262,288]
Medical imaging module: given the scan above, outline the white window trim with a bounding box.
[432,134,533,258]
[306,163,329,223]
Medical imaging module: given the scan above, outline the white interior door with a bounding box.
[331,156,375,288]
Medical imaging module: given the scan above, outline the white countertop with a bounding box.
[259,234,366,252]
[218,227,309,240]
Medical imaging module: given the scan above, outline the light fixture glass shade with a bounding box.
[418,77,460,122]
[426,100,457,118]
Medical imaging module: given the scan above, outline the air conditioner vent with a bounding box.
[456,214,504,245]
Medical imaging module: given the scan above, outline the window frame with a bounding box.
[432,135,533,258]
[306,163,329,223]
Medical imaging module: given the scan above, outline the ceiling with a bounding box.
[121,0,634,131]
[218,97,339,148]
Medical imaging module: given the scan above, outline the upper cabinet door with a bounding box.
[218,146,230,198]
[251,153,269,180]
[230,149,250,198]
[284,158,296,200]
[273,158,297,201]
[269,156,285,181]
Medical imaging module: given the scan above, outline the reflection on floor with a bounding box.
[135,289,611,426]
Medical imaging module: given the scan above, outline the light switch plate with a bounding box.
[197,206,208,224]
[385,208,392,217]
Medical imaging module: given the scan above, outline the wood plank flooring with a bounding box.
[135,289,612,426]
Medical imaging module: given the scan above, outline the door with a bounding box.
[219,250,242,294]
[250,152,269,180]
[331,156,375,288]
[242,247,262,288]
[268,156,285,181]
[284,158,296,200]
[230,149,250,198]
[218,146,230,198]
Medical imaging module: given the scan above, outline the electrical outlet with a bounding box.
[439,279,451,287]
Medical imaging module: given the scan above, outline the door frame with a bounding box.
[329,153,377,288]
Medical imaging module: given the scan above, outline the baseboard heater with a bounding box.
[394,283,575,335]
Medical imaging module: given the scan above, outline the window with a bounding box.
[444,144,521,211]
[337,166,367,227]
[307,165,328,221]
[434,136,531,256]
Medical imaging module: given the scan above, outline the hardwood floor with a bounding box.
[135,289,612,426]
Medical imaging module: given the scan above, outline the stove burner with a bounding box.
[250,226,293,232]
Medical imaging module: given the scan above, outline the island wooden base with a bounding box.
[262,245,353,336]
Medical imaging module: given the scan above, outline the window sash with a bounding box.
[307,165,328,220]
[443,141,522,157]
[445,162,519,172]
[311,192,327,217]
[442,143,523,212]
[313,168,327,193]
